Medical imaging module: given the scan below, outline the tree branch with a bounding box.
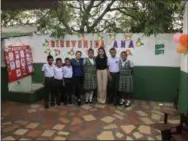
[93,0,106,7]
[89,0,116,32]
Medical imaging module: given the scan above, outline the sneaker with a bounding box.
[85,101,88,104]
[125,100,131,107]
[119,100,125,106]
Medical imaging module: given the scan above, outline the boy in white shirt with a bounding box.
[54,58,64,106]
[42,55,55,108]
[63,58,73,106]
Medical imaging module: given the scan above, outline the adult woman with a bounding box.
[95,47,108,104]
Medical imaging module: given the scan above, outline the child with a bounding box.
[107,48,120,105]
[63,58,73,106]
[83,49,97,104]
[53,58,64,106]
[42,55,55,108]
[71,51,84,106]
[119,51,134,107]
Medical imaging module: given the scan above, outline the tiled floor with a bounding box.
[1,100,180,140]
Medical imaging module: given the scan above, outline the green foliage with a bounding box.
[1,0,184,37]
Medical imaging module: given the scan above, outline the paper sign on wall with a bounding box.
[4,45,34,83]
[155,44,164,55]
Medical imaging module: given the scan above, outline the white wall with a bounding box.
[29,33,180,67]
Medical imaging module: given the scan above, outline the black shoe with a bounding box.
[77,99,81,106]
[85,101,88,104]
[45,104,49,109]
[89,100,92,104]
[113,100,119,106]
[64,101,67,106]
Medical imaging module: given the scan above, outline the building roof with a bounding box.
[1,32,32,39]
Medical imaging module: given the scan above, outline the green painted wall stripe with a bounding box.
[32,63,180,102]
[178,71,188,113]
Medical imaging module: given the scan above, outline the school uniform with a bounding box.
[53,66,64,105]
[63,65,73,105]
[42,63,55,107]
[83,57,97,103]
[119,59,134,103]
[71,58,84,105]
[107,57,120,104]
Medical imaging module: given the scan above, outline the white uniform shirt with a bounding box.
[83,58,94,65]
[42,63,55,77]
[63,66,73,78]
[121,59,134,68]
[54,66,64,80]
[108,57,120,73]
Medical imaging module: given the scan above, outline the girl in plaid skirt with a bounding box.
[83,49,97,104]
[119,51,134,107]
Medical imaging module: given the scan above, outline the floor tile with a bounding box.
[26,122,40,129]
[2,121,12,126]
[15,120,28,125]
[156,135,162,140]
[148,137,155,140]
[115,110,125,116]
[168,120,180,124]
[30,104,42,109]
[81,105,92,110]
[116,132,124,138]
[152,114,161,121]
[83,115,96,121]
[126,136,133,140]
[2,136,15,140]
[95,104,106,109]
[121,125,135,134]
[27,109,37,113]
[136,110,148,117]
[101,116,115,123]
[3,125,20,133]
[53,136,66,140]
[27,130,42,138]
[103,124,118,130]
[52,124,65,130]
[59,117,70,123]
[113,114,124,120]
[71,117,82,125]
[138,125,151,134]
[140,117,153,124]
[19,138,31,140]
[41,130,56,137]
[133,132,143,139]
[97,131,115,140]
[14,129,28,135]
[58,131,70,136]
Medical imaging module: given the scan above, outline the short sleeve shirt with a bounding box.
[54,66,64,80]
[108,57,120,73]
[42,64,54,77]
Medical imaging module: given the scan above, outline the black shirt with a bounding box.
[95,57,108,70]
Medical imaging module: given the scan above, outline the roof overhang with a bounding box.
[1,0,60,10]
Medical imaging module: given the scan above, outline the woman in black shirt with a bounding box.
[95,47,108,104]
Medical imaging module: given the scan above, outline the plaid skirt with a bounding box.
[118,75,133,92]
[84,73,97,90]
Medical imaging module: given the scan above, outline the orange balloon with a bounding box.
[179,34,188,46]
[177,44,187,53]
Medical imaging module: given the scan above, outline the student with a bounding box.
[42,55,55,108]
[119,51,134,107]
[71,51,84,106]
[63,58,73,106]
[83,49,97,104]
[95,47,108,104]
[107,48,120,105]
[53,58,64,106]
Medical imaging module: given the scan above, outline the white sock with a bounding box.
[89,91,93,101]
[85,92,89,102]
